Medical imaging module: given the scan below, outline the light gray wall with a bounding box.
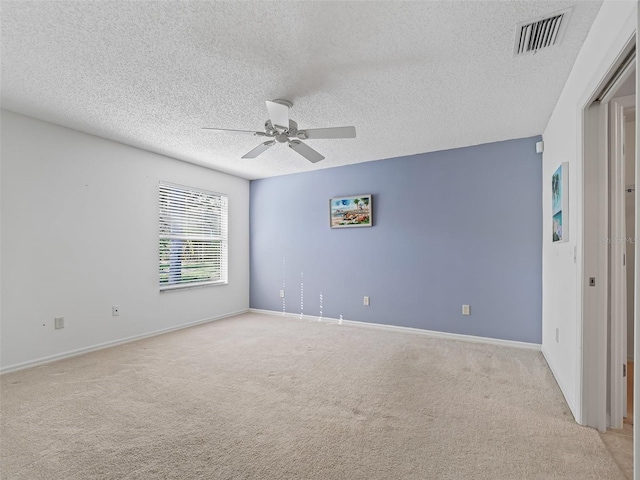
[251,137,542,344]
[0,110,250,371]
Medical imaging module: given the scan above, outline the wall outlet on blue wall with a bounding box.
[280,290,285,298]
[363,296,370,306]
[462,305,470,315]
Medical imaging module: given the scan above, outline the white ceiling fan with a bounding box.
[202,100,356,163]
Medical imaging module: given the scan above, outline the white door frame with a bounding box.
[580,33,636,433]
[582,101,609,432]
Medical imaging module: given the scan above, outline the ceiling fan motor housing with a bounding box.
[265,119,299,138]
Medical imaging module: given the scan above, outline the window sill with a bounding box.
[160,280,228,292]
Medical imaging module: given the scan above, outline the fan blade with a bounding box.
[299,126,356,139]
[202,127,264,136]
[266,101,290,130]
[242,141,275,159]
[288,140,325,163]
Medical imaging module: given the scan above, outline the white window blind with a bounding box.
[159,182,228,290]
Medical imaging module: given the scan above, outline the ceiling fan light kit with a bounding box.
[203,99,356,163]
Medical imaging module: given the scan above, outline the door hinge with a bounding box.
[623,364,627,377]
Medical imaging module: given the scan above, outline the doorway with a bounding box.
[609,81,635,431]
[623,94,636,426]
[595,62,636,480]
[603,85,636,479]
[624,98,636,425]
[581,37,636,478]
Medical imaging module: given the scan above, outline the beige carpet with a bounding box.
[0,312,625,479]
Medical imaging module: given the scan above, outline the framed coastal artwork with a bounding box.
[552,162,568,242]
[330,194,372,228]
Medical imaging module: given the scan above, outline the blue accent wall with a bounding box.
[250,136,542,343]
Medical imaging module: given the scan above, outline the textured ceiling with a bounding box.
[1,1,603,180]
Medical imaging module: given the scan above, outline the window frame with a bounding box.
[158,182,228,291]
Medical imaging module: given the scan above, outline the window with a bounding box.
[159,182,228,290]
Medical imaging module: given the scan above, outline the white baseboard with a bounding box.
[249,308,541,351]
[0,309,249,375]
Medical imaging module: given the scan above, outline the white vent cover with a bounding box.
[514,8,572,56]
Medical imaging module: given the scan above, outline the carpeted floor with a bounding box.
[0,312,626,479]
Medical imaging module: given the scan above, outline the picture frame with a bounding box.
[552,162,569,242]
[330,194,372,228]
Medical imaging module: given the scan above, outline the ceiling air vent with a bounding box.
[514,8,572,56]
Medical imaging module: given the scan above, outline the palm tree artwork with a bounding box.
[330,194,372,228]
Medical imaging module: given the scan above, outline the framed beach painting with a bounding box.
[552,162,568,242]
[330,194,372,228]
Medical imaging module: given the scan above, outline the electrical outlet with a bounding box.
[112,305,120,316]
[280,290,285,298]
[462,305,470,315]
[54,317,64,329]
[363,296,370,306]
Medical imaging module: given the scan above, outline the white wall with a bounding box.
[542,1,637,422]
[0,110,250,371]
